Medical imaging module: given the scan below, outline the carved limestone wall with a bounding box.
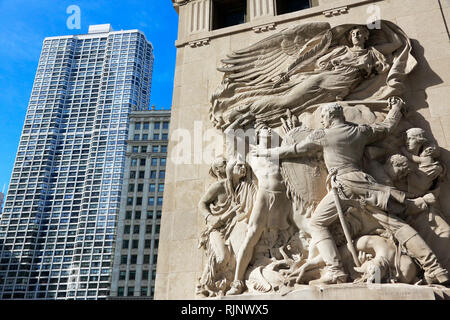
[156,0,450,299]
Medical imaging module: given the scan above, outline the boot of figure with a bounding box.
[395,225,449,285]
[308,238,347,285]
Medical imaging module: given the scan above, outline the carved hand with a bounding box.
[423,193,437,206]
[387,96,404,110]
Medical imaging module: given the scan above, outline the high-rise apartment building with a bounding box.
[0,192,4,214]
[0,24,154,299]
[109,109,170,299]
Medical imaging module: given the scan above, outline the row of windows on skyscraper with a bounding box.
[0,25,160,300]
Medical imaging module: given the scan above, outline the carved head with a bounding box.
[255,123,272,148]
[233,160,247,179]
[209,156,227,180]
[355,256,389,284]
[385,154,409,180]
[405,128,427,154]
[226,157,247,181]
[320,103,344,128]
[348,26,370,47]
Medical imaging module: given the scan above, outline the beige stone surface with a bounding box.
[157,0,450,299]
[167,271,200,299]
[217,283,438,300]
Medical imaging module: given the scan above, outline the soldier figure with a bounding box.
[257,97,449,285]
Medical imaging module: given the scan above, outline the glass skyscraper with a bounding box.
[0,24,154,299]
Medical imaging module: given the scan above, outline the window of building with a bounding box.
[150,171,156,179]
[142,134,148,140]
[132,240,139,249]
[138,171,145,179]
[118,287,124,296]
[161,134,168,141]
[141,146,147,153]
[130,255,137,264]
[158,183,164,192]
[160,158,166,166]
[151,158,158,166]
[127,286,134,296]
[133,225,140,234]
[126,197,133,206]
[120,255,127,264]
[143,122,149,129]
[140,158,146,166]
[153,134,159,140]
[141,287,148,296]
[161,146,167,153]
[129,171,136,179]
[122,240,129,249]
[135,211,141,219]
[148,197,155,206]
[128,184,135,192]
[126,211,132,219]
[212,0,247,30]
[135,123,141,130]
[136,197,142,206]
[152,146,159,153]
[149,184,156,192]
[119,271,126,280]
[275,0,311,15]
[154,122,160,130]
[137,184,143,192]
[124,226,130,234]
[142,270,149,280]
[163,122,169,130]
[159,170,165,179]
[131,158,137,166]
[157,197,163,206]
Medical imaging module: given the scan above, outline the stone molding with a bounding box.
[252,23,276,33]
[322,6,349,17]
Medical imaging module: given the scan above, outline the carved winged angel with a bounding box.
[210,20,416,129]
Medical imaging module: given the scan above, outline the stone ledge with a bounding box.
[213,283,449,300]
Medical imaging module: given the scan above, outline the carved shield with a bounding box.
[280,127,328,218]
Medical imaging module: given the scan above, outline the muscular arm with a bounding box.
[401,147,423,164]
[366,97,404,144]
[373,22,403,56]
[198,182,223,220]
[224,114,254,159]
[256,130,323,159]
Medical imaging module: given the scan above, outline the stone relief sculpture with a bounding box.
[210,20,416,129]
[197,20,450,297]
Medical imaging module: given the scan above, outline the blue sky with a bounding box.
[0,0,178,191]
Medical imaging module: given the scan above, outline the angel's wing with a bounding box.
[217,22,332,86]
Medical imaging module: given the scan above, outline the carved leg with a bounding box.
[395,225,449,285]
[370,205,449,285]
[227,190,269,295]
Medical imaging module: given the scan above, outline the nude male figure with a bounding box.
[225,119,291,295]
